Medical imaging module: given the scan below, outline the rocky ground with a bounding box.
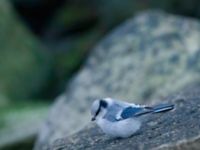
[47,85,200,150]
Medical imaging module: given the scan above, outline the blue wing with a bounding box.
[120,106,152,119]
[103,100,174,121]
[120,103,174,120]
[103,103,123,122]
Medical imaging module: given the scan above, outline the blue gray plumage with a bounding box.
[91,98,174,138]
[102,100,174,122]
[103,103,122,122]
[120,103,174,119]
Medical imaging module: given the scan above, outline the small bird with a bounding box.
[90,98,174,138]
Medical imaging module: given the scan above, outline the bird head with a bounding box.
[90,98,113,121]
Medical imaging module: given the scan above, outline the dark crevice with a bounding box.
[11,0,67,36]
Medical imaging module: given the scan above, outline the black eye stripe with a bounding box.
[95,105,101,117]
[94,100,107,117]
[100,100,108,108]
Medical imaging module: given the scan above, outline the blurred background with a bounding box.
[1,0,200,149]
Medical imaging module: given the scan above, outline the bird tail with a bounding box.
[150,103,174,113]
[134,103,174,117]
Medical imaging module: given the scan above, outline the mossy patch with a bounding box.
[0,0,51,100]
[0,100,50,149]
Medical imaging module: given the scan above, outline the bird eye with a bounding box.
[91,99,107,120]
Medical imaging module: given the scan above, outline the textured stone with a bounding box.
[47,85,200,150]
[35,11,200,149]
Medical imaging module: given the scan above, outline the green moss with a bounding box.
[0,100,50,149]
[0,137,35,150]
[0,0,51,100]
[53,4,93,28]
[49,27,102,94]
[0,100,49,129]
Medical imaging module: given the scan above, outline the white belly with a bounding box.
[97,118,141,138]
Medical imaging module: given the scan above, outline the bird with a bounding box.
[90,97,174,138]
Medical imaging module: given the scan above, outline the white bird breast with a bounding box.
[97,117,141,138]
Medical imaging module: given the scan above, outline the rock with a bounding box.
[47,85,200,150]
[35,11,200,149]
[0,102,49,150]
[0,0,50,101]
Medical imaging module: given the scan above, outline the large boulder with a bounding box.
[48,85,200,150]
[0,0,50,101]
[35,11,200,149]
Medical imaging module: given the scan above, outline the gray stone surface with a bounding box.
[35,11,200,149]
[47,85,200,150]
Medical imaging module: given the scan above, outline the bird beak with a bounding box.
[91,117,95,121]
